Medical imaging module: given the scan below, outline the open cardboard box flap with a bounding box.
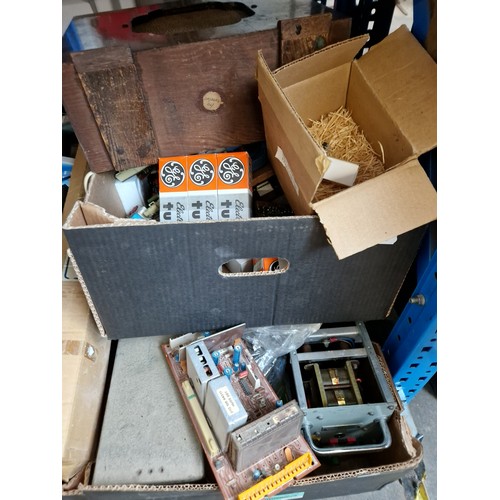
[312,158,437,259]
[256,25,437,260]
[273,34,369,88]
[354,25,437,156]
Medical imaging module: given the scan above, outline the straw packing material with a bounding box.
[308,107,385,202]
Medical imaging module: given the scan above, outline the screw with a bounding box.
[409,294,426,306]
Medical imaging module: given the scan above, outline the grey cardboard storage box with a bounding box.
[63,169,426,340]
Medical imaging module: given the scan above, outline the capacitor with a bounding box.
[233,344,242,366]
[211,350,220,366]
[223,367,232,379]
[276,399,283,408]
[252,469,262,481]
[240,361,247,372]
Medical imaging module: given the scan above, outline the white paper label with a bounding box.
[275,147,299,195]
[321,157,359,187]
[217,386,238,416]
[379,236,398,245]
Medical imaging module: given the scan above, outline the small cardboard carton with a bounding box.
[158,156,189,222]
[187,153,218,221]
[62,281,111,488]
[216,151,253,220]
[256,25,437,259]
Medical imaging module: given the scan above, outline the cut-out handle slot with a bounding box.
[219,258,289,276]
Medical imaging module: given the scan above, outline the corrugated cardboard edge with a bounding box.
[71,417,422,493]
[67,249,107,339]
[256,51,324,209]
[69,484,219,495]
[64,198,157,230]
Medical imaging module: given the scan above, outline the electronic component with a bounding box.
[233,344,242,367]
[182,380,220,458]
[289,322,397,456]
[228,400,302,471]
[212,350,221,366]
[303,360,363,407]
[162,323,320,500]
[246,362,261,390]
[186,341,219,404]
[204,376,248,451]
[169,332,197,359]
[237,452,314,500]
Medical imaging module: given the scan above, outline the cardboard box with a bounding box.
[216,152,252,220]
[62,280,111,488]
[62,336,423,497]
[63,170,426,340]
[187,154,218,221]
[158,155,190,222]
[63,148,111,488]
[256,25,437,259]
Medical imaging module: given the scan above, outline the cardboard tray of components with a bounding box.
[62,338,423,498]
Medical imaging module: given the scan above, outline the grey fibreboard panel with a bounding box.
[64,217,424,339]
[92,335,204,485]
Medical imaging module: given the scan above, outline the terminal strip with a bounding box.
[237,452,313,500]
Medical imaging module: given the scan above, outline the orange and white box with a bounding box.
[187,154,218,221]
[216,152,252,220]
[158,156,189,222]
[253,258,280,272]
